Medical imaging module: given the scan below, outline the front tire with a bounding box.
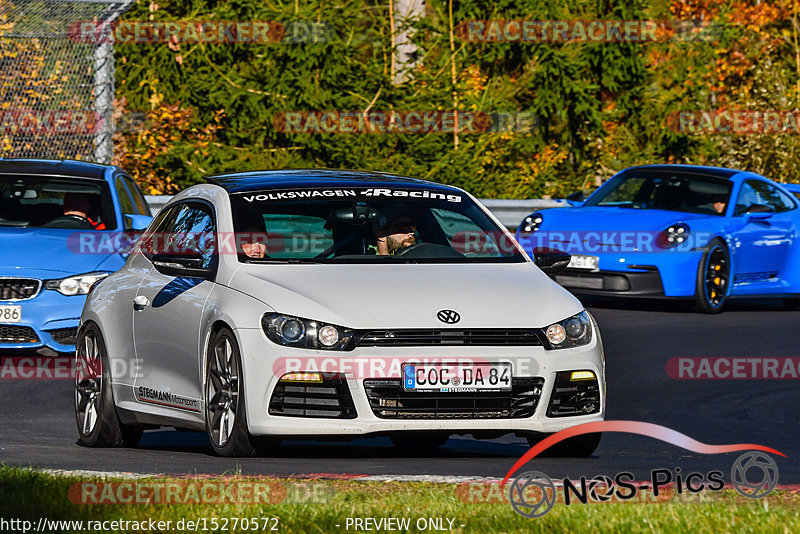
[694,238,730,313]
[75,324,142,447]
[205,327,263,457]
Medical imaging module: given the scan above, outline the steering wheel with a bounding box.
[396,242,463,258]
[42,214,94,229]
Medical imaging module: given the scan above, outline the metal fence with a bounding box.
[0,0,131,163]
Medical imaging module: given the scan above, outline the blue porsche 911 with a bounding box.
[516,164,800,312]
[0,159,152,355]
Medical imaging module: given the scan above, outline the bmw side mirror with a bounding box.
[151,253,213,280]
[532,247,571,274]
[124,214,154,230]
[745,204,774,221]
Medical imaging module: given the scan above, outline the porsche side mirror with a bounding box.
[532,247,571,274]
[745,204,775,221]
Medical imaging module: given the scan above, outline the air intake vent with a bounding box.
[268,374,356,419]
[357,329,542,347]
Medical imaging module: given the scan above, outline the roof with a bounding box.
[206,169,459,194]
[0,158,112,180]
[623,164,741,179]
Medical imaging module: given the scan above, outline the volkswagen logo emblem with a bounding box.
[437,309,460,324]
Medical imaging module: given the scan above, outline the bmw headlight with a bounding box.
[656,223,690,249]
[45,272,110,296]
[261,313,354,350]
[543,311,592,349]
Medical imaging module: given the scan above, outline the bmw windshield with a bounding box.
[230,187,525,263]
[585,170,733,216]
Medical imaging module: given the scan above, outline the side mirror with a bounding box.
[124,214,154,230]
[566,191,585,202]
[532,247,571,274]
[151,253,213,280]
[745,204,775,221]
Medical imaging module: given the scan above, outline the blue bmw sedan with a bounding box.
[0,159,152,355]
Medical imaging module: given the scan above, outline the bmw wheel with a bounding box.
[694,238,730,314]
[75,323,142,447]
[205,327,272,456]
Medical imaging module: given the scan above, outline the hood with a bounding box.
[0,227,118,277]
[227,262,582,329]
[520,207,720,253]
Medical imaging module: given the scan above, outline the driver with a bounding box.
[375,213,418,255]
[62,193,105,230]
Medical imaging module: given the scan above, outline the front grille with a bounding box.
[268,374,356,419]
[356,329,542,347]
[0,325,39,344]
[547,371,601,417]
[364,377,544,419]
[47,327,78,346]
[0,278,41,301]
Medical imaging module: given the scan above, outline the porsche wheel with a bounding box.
[694,238,730,314]
[205,327,264,457]
[75,324,142,447]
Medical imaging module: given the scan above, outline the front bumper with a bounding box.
[0,288,83,354]
[551,251,704,298]
[235,324,606,437]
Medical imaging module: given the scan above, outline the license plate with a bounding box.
[568,254,599,270]
[403,362,512,392]
[0,305,22,323]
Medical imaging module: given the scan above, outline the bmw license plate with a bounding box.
[0,305,22,323]
[568,255,599,270]
[403,363,512,392]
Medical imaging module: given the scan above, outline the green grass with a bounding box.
[0,465,798,533]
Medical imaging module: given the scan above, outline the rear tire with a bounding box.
[694,238,730,313]
[75,323,143,447]
[390,433,449,452]
[205,327,261,457]
[525,432,602,458]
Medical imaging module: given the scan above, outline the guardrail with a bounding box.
[144,196,568,231]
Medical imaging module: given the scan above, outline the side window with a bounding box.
[735,181,795,216]
[143,203,216,269]
[125,176,151,216]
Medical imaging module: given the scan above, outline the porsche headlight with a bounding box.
[519,212,544,235]
[656,223,690,249]
[45,272,110,296]
[261,313,353,350]
[543,311,592,349]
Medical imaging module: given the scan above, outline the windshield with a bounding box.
[230,187,525,263]
[0,175,115,230]
[585,170,733,216]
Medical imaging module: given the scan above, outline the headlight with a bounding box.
[261,313,353,350]
[519,213,543,235]
[45,272,110,296]
[656,223,690,248]
[543,311,592,349]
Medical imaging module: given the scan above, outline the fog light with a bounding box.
[546,324,566,345]
[570,371,595,381]
[280,372,322,383]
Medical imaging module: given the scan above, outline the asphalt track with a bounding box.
[1,299,798,483]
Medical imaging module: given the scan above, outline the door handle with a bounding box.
[133,295,150,308]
